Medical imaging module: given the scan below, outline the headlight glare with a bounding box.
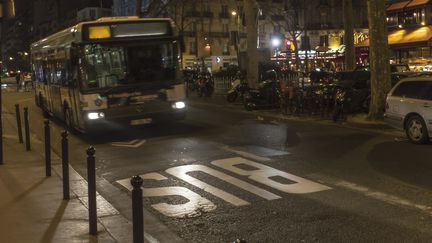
[172,101,186,109]
[87,112,105,120]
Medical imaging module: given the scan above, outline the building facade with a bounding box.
[281,0,369,70]
[112,0,150,16]
[385,0,432,70]
[111,0,285,71]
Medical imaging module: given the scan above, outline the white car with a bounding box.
[385,77,432,144]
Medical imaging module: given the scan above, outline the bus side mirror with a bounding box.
[179,35,185,53]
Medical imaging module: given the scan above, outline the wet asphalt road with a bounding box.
[4,91,432,242]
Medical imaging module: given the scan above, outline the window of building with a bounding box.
[403,8,425,25]
[222,24,229,34]
[189,41,197,54]
[223,43,230,55]
[221,5,228,15]
[320,35,329,47]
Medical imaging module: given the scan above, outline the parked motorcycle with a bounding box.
[243,79,281,111]
[332,79,370,121]
[227,78,250,103]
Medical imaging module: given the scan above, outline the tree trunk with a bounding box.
[244,0,259,87]
[367,0,391,120]
[343,0,355,71]
[136,0,142,17]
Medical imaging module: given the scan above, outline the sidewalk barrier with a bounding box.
[44,120,51,177]
[23,107,30,151]
[61,130,70,200]
[15,104,23,143]
[131,175,144,243]
[86,146,98,235]
[214,77,232,95]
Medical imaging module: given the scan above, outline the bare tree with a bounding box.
[367,0,391,120]
[282,0,305,69]
[343,0,355,71]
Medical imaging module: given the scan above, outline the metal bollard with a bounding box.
[44,120,51,177]
[87,146,97,235]
[61,131,70,200]
[131,175,144,243]
[23,107,30,151]
[15,104,23,143]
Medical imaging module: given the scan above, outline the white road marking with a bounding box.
[212,157,331,194]
[221,146,271,162]
[111,139,146,148]
[166,164,282,206]
[336,180,432,215]
[117,172,216,218]
[144,232,160,243]
[116,158,331,218]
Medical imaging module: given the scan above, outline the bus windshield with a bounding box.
[81,41,177,91]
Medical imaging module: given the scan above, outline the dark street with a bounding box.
[4,91,432,242]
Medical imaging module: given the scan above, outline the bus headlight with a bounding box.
[87,112,105,120]
[172,101,186,109]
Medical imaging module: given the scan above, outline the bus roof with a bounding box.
[31,17,176,53]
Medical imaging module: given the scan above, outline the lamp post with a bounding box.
[231,10,241,69]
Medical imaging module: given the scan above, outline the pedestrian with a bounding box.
[15,73,21,91]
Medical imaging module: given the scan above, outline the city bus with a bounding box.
[31,17,186,132]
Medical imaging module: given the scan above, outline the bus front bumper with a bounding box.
[82,105,186,129]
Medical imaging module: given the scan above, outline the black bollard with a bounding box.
[15,104,23,143]
[61,131,69,200]
[44,120,51,177]
[23,107,30,151]
[131,175,144,243]
[87,147,97,235]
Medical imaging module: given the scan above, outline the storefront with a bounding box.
[356,26,432,71]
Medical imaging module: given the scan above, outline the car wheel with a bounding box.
[405,115,429,144]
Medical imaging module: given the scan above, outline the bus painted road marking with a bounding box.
[117,173,217,218]
[212,157,331,194]
[116,157,330,218]
[166,164,282,205]
[111,139,146,148]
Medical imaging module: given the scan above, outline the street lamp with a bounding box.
[271,37,282,48]
[9,57,13,60]
[231,11,237,16]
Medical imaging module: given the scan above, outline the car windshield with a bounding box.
[81,42,177,91]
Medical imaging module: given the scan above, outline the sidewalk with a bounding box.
[0,110,133,242]
[187,94,403,135]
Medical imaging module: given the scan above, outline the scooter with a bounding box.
[227,78,250,103]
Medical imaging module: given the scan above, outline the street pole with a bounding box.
[244,0,259,88]
[0,2,4,165]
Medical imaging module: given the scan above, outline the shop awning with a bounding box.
[387,1,410,11]
[356,26,432,49]
[406,0,430,8]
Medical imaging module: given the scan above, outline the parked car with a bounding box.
[385,77,432,144]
